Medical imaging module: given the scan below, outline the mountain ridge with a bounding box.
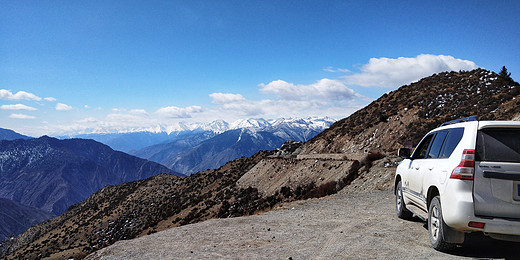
[65,117,335,153]
[0,136,183,216]
[132,117,335,174]
[0,128,32,141]
[302,68,520,155]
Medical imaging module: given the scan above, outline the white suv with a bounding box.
[395,116,520,251]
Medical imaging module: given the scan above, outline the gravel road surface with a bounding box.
[86,190,520,259]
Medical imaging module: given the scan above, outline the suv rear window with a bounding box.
[477,128,520,163]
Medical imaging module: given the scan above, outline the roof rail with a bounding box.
[440,116,478,127]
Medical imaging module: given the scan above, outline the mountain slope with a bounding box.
[0,136,183,215]
[0,198,54,241]
[0,150,274,259]
[165,129,285,174]
[130,130,217,163]
[303,69,520,155]
[0,128,32,141]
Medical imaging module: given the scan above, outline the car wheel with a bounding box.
[428,196,455,251]
[395,181,413,219]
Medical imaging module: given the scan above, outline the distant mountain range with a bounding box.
[0,136,183,216]
[130,117,335,174]
[65,117,334,154]
[0,136,183,240]
[0,128,32,141]
[59,117,334,175]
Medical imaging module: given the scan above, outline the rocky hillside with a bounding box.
[303,68,520,155]
[2,148,361,259]
[2,69,519,259]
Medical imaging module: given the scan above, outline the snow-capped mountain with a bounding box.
[172,117,333,133]
[229,118,271,129]
[174,119,230,133]
[131,117,336,175]
[66,117,335,153]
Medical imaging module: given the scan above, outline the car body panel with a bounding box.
[473,124,520,219]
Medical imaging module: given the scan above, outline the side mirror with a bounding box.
[398,148,411,159]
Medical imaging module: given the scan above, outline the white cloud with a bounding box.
[44,97,57,102]
[106,113,149,124]
[324,66,351,73]
[129,109,149,116]
[209,93,246,104]
[1,104,37,111]
[112,108,126,112]
[9,113,36,119]
[77,117,98,124]
[156,105,203,118]
[343,54,478,88]
[202,78,370,121]
[84,105,90,109]
[56,103,73,111]
[205,97,363,121]
[0,89,42,101]
[259,78,360,101]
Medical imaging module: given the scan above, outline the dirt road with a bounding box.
[86,190,520,259]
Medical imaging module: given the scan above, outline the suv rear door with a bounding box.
[474,124,520,219]
[406,130,451,209]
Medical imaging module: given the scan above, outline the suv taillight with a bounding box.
[450,149,475,180]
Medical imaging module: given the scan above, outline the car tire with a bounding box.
[395,181,413,219]
[428,196,455,251]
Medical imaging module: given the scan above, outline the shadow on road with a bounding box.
[450,233,520,259]
[420,222,520,260]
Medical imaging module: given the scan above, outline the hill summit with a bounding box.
[302,68,520,155]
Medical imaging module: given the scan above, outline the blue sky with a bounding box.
[1,0,519,136]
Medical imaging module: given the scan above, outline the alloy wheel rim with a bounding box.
[430,206,440,241]
[397,188,403,212]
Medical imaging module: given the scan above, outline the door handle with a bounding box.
[428,167,434,171]
[415,167,420,170]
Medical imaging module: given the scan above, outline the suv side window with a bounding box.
[439,128,464,158]
[412,134,434,159]
[428,130,448,158]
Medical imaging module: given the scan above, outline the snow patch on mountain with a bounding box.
[230,118,270,129]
